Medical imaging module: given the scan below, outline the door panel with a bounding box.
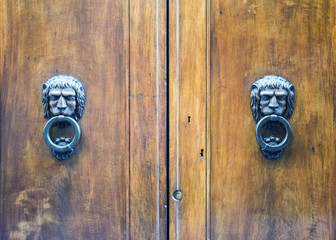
[210,0,336,239]
[130,0,167,239]
[169,0,336,239]
[0,0,167,239]
[169,0,207,239]
[1,1,129,238]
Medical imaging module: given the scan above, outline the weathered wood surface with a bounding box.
[210,0,336,239]
[170,0,336,239]
[130,0,167,239]
[169,0,207,239]
[0,0,167,239]
[3,0,336,239]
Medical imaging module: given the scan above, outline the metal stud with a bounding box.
[172,190,183,201]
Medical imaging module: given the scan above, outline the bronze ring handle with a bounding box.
[43,115,81,153]
[255,114,292,152]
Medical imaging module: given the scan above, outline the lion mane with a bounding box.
[42,75,86,120]
[250,75,295,123]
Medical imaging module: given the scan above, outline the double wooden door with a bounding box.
[1,0,335,239]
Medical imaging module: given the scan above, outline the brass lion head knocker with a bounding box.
[251,75,295,159]
[42,75,86,160]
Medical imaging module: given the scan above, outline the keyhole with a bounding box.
[188,116,191,123]
[200,149,204,157]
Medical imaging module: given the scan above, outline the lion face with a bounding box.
[48,88,77,118]
[42,75,86,120]
[259,88,288,117]
[251,75,294,123]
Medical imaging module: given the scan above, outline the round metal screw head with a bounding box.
[172,190,183,201]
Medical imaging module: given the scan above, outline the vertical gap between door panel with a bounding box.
[126,0,131,239]
[166,0,170,238]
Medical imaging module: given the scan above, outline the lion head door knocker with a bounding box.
[251,75,295,159]
[42,75,86,160]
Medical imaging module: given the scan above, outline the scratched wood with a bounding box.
[0,0,167,239]
[210,0,336,239]
[129,0,167,239]
[169,0,207,239]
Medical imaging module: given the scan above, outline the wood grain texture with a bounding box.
[1,1,129,238]
[129,0,167,239]
[169,0,207,239]
[0,0,167,239]
[210,0,336,239]
[3,0,336,239]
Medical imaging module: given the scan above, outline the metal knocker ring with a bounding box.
[43,115,81,154]
[251,75,295,159]
[255,114,292,153]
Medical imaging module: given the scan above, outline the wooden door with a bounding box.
[169,0,336,239]
[2,0,336,239]
[0,0,167,239]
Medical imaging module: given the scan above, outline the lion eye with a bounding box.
[50,95,60,101]
[277,96,286,101]
[260,96,270,101]
[66,96,76,101]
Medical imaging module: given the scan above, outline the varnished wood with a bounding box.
[3,0,336,239]
[206,0,211,239]
[1,1,129,238]
[170,0,336,239]
[210,0,336,239]
[130,0,167,239]
[0,0,167,239]
[169,0,207,239]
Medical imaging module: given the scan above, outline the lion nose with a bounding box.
[269,95,279,108]
[57,96,67,110]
